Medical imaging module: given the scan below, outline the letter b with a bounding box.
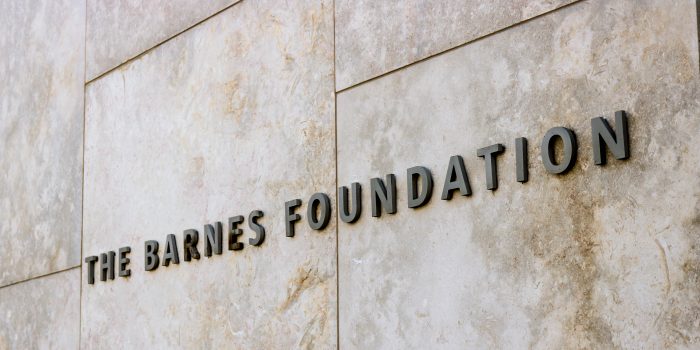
[144,240,160,271]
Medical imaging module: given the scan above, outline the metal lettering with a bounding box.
[248,210,266,246]
[407,166,433,208]
[99,251,115,281]
[592,110,630,165]
[515,137,528,183]
[183,229,200,262]
[85,256,98,284]
[541,127,577,174]
[144,240,160,271]
[228,216,244,250]
[307,193,331,230]
[339,183,362,223]
[477,144,505,190]
[370,174,397,217]
[204,222,223,257]
[118,247,131,277]
[285,199,302,237]
[441,155,472,200]
[162,234,180,266]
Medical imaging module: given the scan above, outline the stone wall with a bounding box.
[1,0,698,349]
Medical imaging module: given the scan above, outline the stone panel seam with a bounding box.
[332,0,340,348]
[335,0,584,95]
[0,266,80,291]
[85,0,243,85]
[79,0,88,349]
[696,0,700,72]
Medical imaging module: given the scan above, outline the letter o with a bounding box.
[307,193,331,230]
[541,127,577,174]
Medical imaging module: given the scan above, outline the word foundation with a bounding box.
[288,110,629,231]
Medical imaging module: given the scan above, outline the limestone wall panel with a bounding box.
[82,0,337,348]
[334,0,577,90]
[86,0,239,80]
[336,0,700,348]
[0,0,85,287]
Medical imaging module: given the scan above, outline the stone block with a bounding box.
[86,0,239,80]
[337,0,699,348]
[0,0,84,287]
[82,0,336,347]
[334,0,576,90]
[0,268,80,349]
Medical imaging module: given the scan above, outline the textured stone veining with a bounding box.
[86,0,238,80]
[0,0,84,287]
[337,0,699,348]
[82,0,336,348]
[0,268,80,349]
[334,0,577,90]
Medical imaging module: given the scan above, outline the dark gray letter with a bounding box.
[204,222,223,257]
[339,183,362,223]
[162,234,180,266]
[541,127,577,174]
[183,229,200,262]
[85,256,98,284]
[307,193,331,230]
[285,199,302,237]
[441,155,472,200]
[228,216,244,250]
[515,137,528,183]
[118,247,131,277]
[144,240,159,271]
[477,144,505,190]
[592,110,629,165]
[407,166,433,208]
[100,251,115,281]
[248,210,266,246]
[370,174,397,217]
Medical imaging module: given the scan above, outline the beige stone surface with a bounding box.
[82,0,336,348]
[0,268,81,349]
[337,0,700,348]
[334,0,577,90]
[86,0,238,81]
[0,0,84,286]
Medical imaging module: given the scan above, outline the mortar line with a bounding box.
[79,0,88,348]
[696,0,700,73]
[85,0,243,85]
[334,0,584,95]
[0,266,81,291]
[332,0,340,348]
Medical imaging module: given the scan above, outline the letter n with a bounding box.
[592,110,630,165]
